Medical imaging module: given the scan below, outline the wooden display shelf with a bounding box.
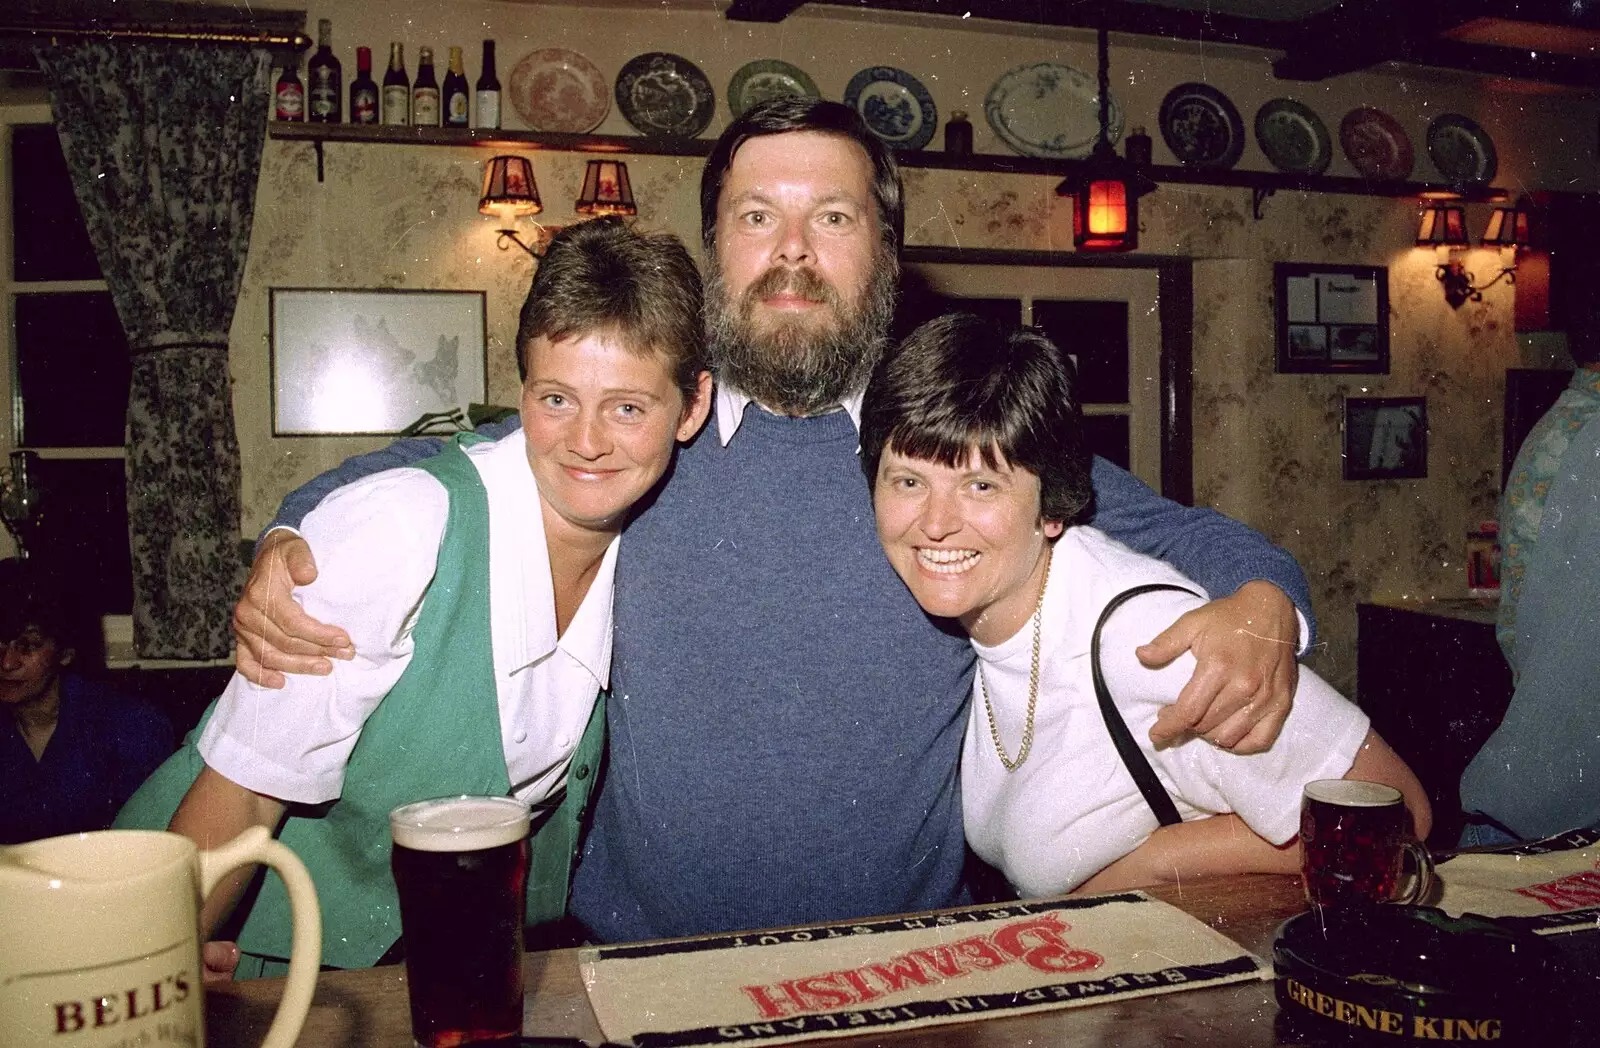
[268,121,1510,203]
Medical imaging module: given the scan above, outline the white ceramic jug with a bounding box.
[0,826,320,1048]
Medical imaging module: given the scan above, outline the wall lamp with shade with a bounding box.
[480,154,548,257]
[1418,199,1532,308]
[575,159,637,217]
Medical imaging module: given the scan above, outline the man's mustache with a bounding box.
[744,266,839,306]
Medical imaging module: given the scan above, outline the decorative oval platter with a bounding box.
[984,61,1121,160]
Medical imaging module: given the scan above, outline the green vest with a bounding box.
[117,434,605,970]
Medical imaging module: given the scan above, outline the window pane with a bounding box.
[1084,414,1131,471]
[1031,300,1130,405]
[11,123,101,282]
[28,457,133,615]
[15,291,130,447]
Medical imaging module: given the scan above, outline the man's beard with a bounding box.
[705,251,898,417]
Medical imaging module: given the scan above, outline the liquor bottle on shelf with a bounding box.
[443,46,469,128]
[307,19,342,123]
[274,60,304,122]
[475,40,500,130]
[350,46,379,125]
[382,43,410,126]
[413,47,441,126]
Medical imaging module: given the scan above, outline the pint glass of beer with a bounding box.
[390,795,532,1048]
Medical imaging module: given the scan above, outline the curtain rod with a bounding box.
[0,24,311,51]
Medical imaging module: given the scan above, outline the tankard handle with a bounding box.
[199,827,321,1048]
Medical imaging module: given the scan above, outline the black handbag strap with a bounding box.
[1089,583,1204,828]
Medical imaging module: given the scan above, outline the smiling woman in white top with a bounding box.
[119,218,713,974]
[860,313,1429,897]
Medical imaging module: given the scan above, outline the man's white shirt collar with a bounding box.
[471,430,617,688]
[714,382,866,445]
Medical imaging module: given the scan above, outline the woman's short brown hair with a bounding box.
[516,217,707,402]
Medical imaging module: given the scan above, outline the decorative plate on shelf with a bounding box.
[1254,98,1331,175]
[726,59,819,118]
[1339,107,1414,180]
[615,52,715,138]
[984,61,1120,160]
[844,66,938,151]
[1159,82,1246,169]
[508,47,609,133]
[1426,113,1497,185]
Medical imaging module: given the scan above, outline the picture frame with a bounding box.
[1275,264,1390,374]
[269,288,488,436]
[1343,396,1427,480]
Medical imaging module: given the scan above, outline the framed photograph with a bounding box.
[269,289,488,436]
[1275,264,1389,374]
[1344,396,1427,480]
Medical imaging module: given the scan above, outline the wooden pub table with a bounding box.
[201,873,1600,1047]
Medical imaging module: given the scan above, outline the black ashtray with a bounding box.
[1273,904,1569,1043]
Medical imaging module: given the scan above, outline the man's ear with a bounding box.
[58,646,75,668]
[676,370,715,442]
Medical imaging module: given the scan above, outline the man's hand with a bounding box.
[232,529,353,688]
[1138,580,1300,754]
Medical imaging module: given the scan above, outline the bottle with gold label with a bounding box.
[443,46,469,127]
[382,43,409,125]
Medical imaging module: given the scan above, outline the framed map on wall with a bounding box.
[1274,263,1389,375]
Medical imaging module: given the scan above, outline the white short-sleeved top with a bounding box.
[962,526,1369,898]
[199,429,616,807]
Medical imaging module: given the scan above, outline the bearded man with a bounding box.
[230,99,1312,943]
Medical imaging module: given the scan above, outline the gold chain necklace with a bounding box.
[978,545,1053,771]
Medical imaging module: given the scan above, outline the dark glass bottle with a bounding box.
[944,110,972,156]
[307,19,342,123]
[443,46,469,128]
[412,47,440,127]
[273,61,304,122]
[350,47,378,125]
[475,41,501,130]
[382,43,409,126]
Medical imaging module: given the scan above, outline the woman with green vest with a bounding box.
[116,217,712,977]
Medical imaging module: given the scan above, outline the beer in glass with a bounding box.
[390,795,531,1048]
[1300,779,1432,909]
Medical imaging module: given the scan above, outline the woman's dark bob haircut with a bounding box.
[860,313,1094,525]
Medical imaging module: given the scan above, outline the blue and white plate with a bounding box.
[844,66,937,151]
[984,62,1120,160]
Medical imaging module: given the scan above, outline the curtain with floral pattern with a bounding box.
[35,40,271,658]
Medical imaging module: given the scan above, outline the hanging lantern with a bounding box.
[1060,30,1153,253]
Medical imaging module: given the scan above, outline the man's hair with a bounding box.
[515,217,707,400]
[699,97,904,259]
[860,313,1094,526]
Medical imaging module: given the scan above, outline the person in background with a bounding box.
[1,557,173,844]
[1494,288,1600,676]
[229,99,1318,943]
[1461,290,1600,845]
[117,218,712,975]
[862,315,1429,896]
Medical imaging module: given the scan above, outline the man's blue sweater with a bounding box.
[271,408,1314,941]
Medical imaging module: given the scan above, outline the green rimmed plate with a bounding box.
[1255,98,1332,175]
[726,59,819,119]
